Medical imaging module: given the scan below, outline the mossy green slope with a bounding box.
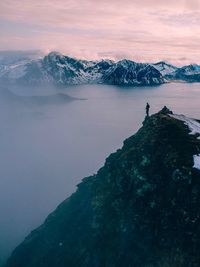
[5,108,200,267]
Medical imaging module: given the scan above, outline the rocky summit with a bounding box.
[4,107,200,267]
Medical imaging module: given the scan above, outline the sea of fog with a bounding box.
[0,82,200,265]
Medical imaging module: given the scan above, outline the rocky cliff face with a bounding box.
[4,108,200,267]
[102,60,165,85]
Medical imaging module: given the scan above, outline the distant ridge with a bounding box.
[1,51,200,87]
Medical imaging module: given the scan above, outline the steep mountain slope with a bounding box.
[102,59,165,85]
[5,107,200,267]
[0,52,164,86]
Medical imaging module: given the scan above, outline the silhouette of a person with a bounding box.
[146,102,150,117]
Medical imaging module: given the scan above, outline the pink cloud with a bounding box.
[1,0,200,65]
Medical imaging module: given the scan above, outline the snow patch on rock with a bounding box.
[170,114,200,139]
[153,62,177,76]
[170,114,200,170]
[193,155,200,170]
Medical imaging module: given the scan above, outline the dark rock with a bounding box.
[159,106,173,115]
[102,60,165,86]
[4,109,200,267]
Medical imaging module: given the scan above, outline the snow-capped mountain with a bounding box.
[153,61,200,82]
[0,52,165,86]
[2,51,200,86]
[166,64,200,82]
[153,61,178,76]
[103,59,165,85]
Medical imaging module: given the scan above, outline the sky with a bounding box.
[1,0,200,65]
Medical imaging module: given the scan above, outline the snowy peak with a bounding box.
[46,51,63,58]
[116,59,136,68]
[153,61,178,76]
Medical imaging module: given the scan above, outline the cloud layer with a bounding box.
[1,0,200,64]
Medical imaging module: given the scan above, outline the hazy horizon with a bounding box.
[0,49,198,67]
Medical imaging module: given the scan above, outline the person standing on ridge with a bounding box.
[146,102,150,117]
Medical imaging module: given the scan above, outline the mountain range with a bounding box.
[1,51,200,86]
[4,107,200,267]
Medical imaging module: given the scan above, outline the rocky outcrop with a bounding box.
[4,108,200,267]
